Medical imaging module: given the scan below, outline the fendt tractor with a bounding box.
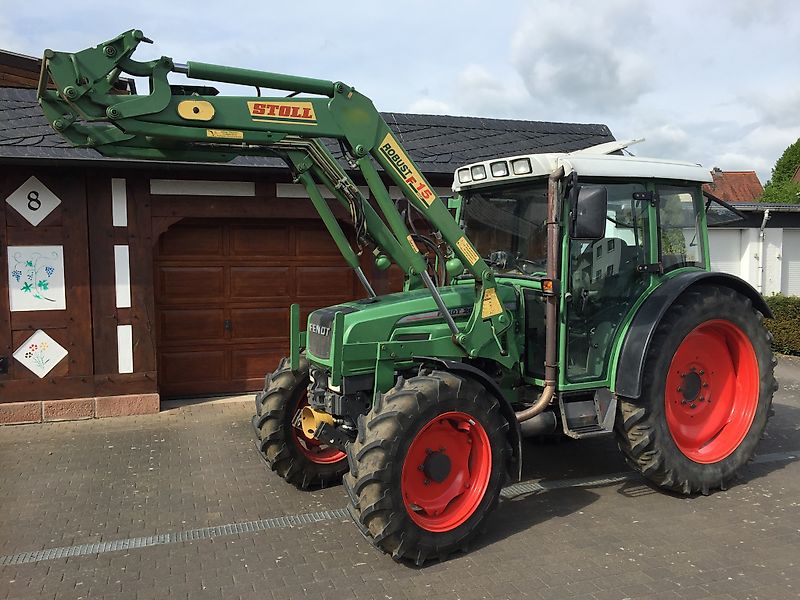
[39,31,776,564]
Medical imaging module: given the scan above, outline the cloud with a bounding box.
[635,124,691,160]
[453,65,529,117]
[742,85,800,129]
[510,0,652,114]
[405,64,530,119]
[724,0,786,27]
[406,98,452,115]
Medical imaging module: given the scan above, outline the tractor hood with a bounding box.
[305,283,516,372]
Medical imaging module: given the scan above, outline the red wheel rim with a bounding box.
[290,392,346,464]
[400,411,492,532]
[664,320,759,464]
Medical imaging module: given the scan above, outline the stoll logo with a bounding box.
[309,323,331,337]
[247,101,317,125]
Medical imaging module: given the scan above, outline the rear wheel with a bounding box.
[254,356,347,489]
[615,286,776,495]
[344,370,510,564]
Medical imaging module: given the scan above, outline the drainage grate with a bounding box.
[0,508,349,566]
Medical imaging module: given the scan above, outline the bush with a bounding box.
[764,294,800,355]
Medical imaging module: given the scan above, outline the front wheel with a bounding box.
[615,285,777,495]
[344,370,511,565]
[254,356,348,489]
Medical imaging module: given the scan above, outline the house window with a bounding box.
[595,269,602,281]
[607,265,614,276]
[607,239,615,252]
[596,245,603,257]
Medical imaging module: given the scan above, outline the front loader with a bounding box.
[38,30,776,564]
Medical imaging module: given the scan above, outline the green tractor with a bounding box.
[39,30,776,564]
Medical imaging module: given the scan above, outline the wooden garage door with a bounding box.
[154,218,359,398]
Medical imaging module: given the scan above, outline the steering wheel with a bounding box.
[484,251,546,275]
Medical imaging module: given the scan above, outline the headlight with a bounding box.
[457,168,472,183]
[511,158,532,175]
[470,165,487,180]
[490,161,509,177]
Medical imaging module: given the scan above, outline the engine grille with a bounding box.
[306,305,357,360]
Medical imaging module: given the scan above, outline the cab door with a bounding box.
[562,182,651,385]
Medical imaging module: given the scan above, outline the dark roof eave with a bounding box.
[0,153,282,172]
[729,203,800,212]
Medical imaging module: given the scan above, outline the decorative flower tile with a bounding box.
[13,330,68,379]
[5,176,61,226]
[7,245,66,311]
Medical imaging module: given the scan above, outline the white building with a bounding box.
[708,203,800,296]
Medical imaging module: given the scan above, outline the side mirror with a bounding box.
[570,185,608,240]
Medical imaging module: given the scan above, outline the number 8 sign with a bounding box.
[5,176,62,226]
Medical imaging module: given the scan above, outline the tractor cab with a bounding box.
[453,150,714,389]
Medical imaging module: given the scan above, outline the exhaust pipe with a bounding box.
[519,411,558,438]
[516,166,563,423]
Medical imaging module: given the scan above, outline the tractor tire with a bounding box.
[615,285,777,495]
[254,356,348,489]
[344,370,511,565]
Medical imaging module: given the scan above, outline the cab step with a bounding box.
[558,389,616,438]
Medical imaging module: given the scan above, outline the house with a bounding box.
[703,167,764,203]
[707,202,800,296]
[0,50,616,424]
[700,167,800,296]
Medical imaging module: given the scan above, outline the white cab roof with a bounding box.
[452,140,713,192]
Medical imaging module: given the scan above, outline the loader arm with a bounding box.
[37,29,513,364]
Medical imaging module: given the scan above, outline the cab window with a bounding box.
[658,185,704,272]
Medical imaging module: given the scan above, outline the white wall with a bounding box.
[707,227,800,296]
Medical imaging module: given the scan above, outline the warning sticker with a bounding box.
[481,287,503,319]
[206,129,243,139]
[407,235,420,254]
[456,236,480,266]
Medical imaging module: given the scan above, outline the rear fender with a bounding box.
[614,271,770,399]
[414,356,523,480]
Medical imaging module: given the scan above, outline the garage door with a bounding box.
[154,218,359,398]
[782,229,800,296]
[708,229,742,276]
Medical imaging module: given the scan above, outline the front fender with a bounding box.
[614,271,770,399]
[414,356,523,481]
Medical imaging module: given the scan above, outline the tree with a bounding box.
[761,138,800,204]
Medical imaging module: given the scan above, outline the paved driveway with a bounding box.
[1,358,799,600]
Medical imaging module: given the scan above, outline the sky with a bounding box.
[1,0,798,184]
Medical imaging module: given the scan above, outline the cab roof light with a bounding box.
[490,161,509,177]
[457,168,472,183]
[470,165,487,181]
[511,158,532,175]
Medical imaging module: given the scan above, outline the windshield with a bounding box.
[462,181,549,276]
